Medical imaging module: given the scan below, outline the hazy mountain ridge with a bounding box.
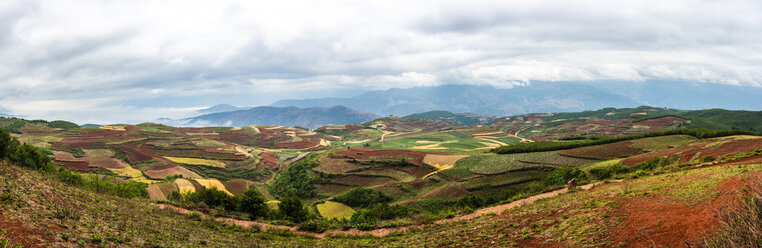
[404,111,497,126]
[178,105,380,129]
[272,81,762,116]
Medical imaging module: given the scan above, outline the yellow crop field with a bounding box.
[175,179,196,194]
[165,157,226,168]
[194,178,233,195]
[423,154,470,170]
[317,201,355,220]
[108,166,144,179]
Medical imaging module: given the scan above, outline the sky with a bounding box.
[1,0,761,124]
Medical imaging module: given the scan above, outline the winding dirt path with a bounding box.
[154,181,612,238]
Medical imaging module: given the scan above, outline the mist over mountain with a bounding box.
[195,104,248,114]
[176,105,380,129]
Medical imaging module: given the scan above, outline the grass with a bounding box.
[165,156,226,168]
[628,135,696,151]
[701,177,762,248]
[453,152,570,176]
[316,201,356,220]
[0,163,330,247]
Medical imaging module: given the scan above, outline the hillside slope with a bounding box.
[0,162,328,247]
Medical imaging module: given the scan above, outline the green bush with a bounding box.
[186,187,239,211]
[542,166,585,186]
[702,156,716,163]
[278,195,309,223]
[48,120,79,129]
[268,156,324,198]
[238,189,269,219]
[333,188,392,208]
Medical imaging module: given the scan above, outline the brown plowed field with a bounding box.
[560,141,643,160]
[333,148,450,165]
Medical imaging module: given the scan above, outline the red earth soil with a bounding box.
[333,148,450,165]
[608,174,750,248]
[559,141,643,160]
[621,145,699,166]
[154,149,245,161]
[701,138,762,159]
[123,125,141,132]
[53,160,94,171]
[258,152,279,169]
[0,214,58,247]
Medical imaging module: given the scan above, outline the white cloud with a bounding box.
[0,0,761,122]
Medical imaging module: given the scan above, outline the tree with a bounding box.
[238,189,269,219]
[278,195,309,223]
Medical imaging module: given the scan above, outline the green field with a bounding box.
[366,131,521,154]
[316,201,355,219]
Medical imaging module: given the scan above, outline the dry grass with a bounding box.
[164,157,226,168]
[175,178,196,194]
[423,154,470,170]
[701,176,762,248]
[194,179,233,195]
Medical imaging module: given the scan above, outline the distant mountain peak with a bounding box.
[197,104,247,114]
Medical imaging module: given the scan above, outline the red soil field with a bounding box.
[154,148,245,161]
[608,174,748,247]
[315,183,353,194]
[144,166,199,179]
[53,160,94,171]
[621,145,698,166]
[79,129,125,137]
[114,143,154,163]
[701,138,762,160]
[123,125,141,132]
[331,175,394,186]
[333,148,450,165]
[559,141,643,160]
[258,152,279,169]
[315,156,361,174]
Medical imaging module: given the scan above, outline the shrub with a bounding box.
[333,188,392,208]
[186,187,239,211]
[298,219,329,233]
[702,156,716,163]
[238,189,269,219]
[48,120,79,129]
[542,166,585,186]
[278,195,309,223]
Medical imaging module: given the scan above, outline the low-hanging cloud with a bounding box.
[0,0,761,123]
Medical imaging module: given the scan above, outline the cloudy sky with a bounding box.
[1,0,761,124]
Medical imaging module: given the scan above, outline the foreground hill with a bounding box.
[2,142,760,247]
[176,105,379,129]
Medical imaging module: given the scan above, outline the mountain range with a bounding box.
[175,105,379,129]
[272,81,762,116]
[163,81,762,128]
